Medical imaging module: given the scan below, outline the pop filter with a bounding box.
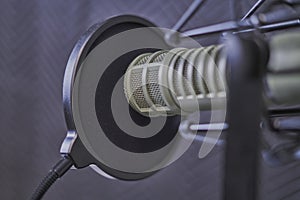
[60,15,197,180]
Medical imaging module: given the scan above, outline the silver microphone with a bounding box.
[124,46,227,116]
[124,32,300,116]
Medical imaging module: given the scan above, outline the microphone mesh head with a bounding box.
[124,51,171,115]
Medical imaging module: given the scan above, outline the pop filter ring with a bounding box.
[61,15,181,180]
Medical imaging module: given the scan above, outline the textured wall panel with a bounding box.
[1,0,299,200]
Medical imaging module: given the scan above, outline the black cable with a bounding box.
[30,155,74,200]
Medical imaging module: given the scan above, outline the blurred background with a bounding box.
[1,0,300,199]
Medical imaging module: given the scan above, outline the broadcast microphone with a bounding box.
[124,46,226,116]
[124,32,300,116]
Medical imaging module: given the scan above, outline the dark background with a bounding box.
[1,0,300,199]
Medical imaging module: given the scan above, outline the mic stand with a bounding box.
[223,33,269,200]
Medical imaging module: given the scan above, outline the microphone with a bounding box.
[124,32,300,116]
[124,45,227,116]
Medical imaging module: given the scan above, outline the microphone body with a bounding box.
[124,32,300,116]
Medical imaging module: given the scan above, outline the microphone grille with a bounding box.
[124,51,171,114]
